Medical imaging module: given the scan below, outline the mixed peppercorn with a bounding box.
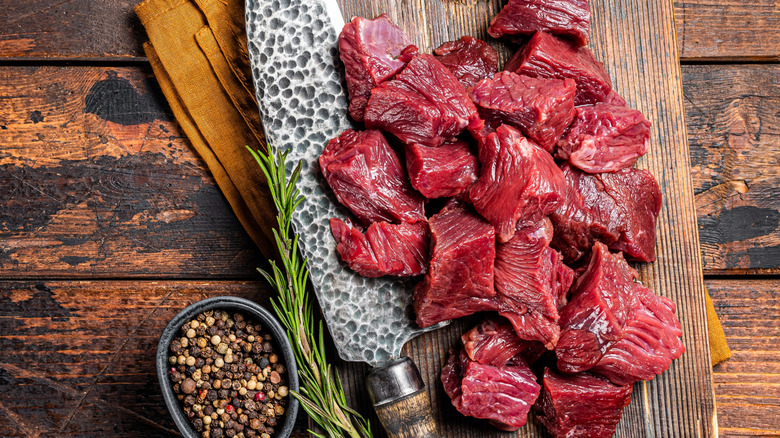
[169,310,290,438]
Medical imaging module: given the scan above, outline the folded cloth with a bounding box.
[134,0,731,365]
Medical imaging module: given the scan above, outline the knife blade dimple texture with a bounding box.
[245,0,439,366]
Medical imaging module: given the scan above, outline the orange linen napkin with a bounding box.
[134,0,731,365]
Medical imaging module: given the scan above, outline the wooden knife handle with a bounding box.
[366,357,439,438]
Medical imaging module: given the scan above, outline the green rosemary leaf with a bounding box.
[248,146,374,438]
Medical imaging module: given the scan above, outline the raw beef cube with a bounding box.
[461,317,546,367]
[550,163,662,263]
[364,54,483,147]
[505,31,612,105]
[329,218,429,277]
[338,14,417,121]
[495,219,574,349]
[414,202,497,327]
[434,36,499,88]
[536,368,633,438]
[591,283,685,385]
[442,349,540,431]
[557,103,651,173]
[603,89,627,106]
[405,140,478,199]
[488,0,591,47]
[469,124,566,243]
[469,71,576,151]
[319,129,425,225]
[555,242,637,373]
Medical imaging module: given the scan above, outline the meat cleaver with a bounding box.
[244,1,441,436]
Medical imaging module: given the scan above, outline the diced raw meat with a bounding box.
[405,140,478,199]
[442,349,540,431]
[603,89,627,106]
[329,218,429,277]
[434,36,499,88]
[338,14,417,121]
[469,71,576,151]
[591,283,685,385]
[556,242,635,373]
[469,124,566,243]
[536,368,633,438]
[550,163,662,263]
[364,54,484,147]
[505,31,613,105]
[414,202,497,327]
[488,0,591,47]
[557,103,651,173]
[495,219,574,349]
[319,129,425,225]
[461,317,546,367]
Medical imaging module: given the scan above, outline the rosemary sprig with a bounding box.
[248,146,374,438]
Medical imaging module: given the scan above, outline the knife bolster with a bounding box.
[366,357,438,438]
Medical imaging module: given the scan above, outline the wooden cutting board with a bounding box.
[333,0,716,437]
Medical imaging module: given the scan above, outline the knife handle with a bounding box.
[366,357,439,438]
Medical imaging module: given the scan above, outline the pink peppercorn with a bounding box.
[254,391,266,402]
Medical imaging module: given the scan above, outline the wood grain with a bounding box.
[0,66,263,279]
[336,0,715,436]
[1,0,777,62]
[0,280,274,437]
[708,279,780,437]
[683,64,780,275]
[675,0,780,61]
[0,0,146,61]
[372,390,438,438]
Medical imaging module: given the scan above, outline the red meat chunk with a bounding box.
[469,124,566,243]
[488,0,591,47]
[329,218,429,277]
[414,202,497,327]
[319,129,425,225]
[555,242,635,373]
[550,163,662,262]
[591,283,685,385]
[469,71,576,151]
[505,31,612,105]
[462,317,547,367]
[536,368,633,438]
[441,349,540,431]
[405,140,478,199]
[557,103,652,173]
[364,54,483,147]
[433,36,499,88]
[495,219,574,349]
[338,14,417,121]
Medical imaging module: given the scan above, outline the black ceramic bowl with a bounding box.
[156,296,299,438]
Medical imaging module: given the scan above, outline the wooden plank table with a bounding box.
[1,1,778,437]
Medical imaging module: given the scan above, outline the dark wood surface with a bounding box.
[0,0,778,437]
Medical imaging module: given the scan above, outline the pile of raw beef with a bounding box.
[320,0,685,436]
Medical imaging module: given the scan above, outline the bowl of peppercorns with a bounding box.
[157,296,299,438]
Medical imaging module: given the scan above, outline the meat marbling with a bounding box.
[557,103,651,173]
[319,129,425,225]
[469,124,566,243]
[329,218,429,277]
[536,368,633,438]
[495,219,574,349]
[364,54,483,147]
[405,140,478,199]
[550,163,662,263]
[442,349,540,431]
[488,0,591,47]
[469,71,576,151]
[338,14,417,121]
[434,36,499,89]
[414,202,497,327]
[505,31,613,105]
